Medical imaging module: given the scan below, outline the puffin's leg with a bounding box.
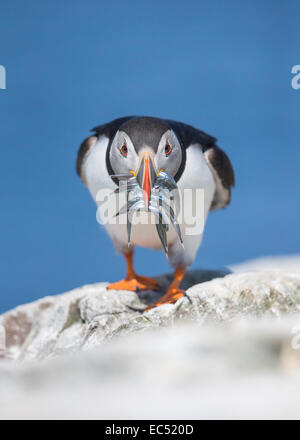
[144,267,186,311]
[107,249,160,292]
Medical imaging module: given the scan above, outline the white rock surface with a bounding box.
[231,254,300,273]
[1,262,300,419]
[0,269,230,361]
[1,269,300,362]
[0,318,300,419]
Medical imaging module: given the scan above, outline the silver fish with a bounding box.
[113,170,183,254]
[114,176,140,194]
[156,171,177,190]
[153,179,180,214]
[110,173,133,179]
[115,198,145,217]
[151,195,183,245]
[149,205,169,254]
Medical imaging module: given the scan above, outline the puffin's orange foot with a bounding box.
[107,275,160,292]
[144,288,185,311]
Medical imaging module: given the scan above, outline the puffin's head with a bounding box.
[108,117,183,206]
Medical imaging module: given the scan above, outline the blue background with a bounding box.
[0,0,299,313]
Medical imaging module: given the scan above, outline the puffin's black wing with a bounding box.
[165,119,235,210]
[203,144,235,210]
[76,116,136,183]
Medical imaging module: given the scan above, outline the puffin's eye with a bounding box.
[120,144,128,157]
[164,143,172,156]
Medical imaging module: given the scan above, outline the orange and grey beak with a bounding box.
[136,153,157,208]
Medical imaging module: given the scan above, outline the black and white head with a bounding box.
[105,117,185,206]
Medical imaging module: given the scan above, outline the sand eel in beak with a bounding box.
[76,116,235,311]
[113,164,183,255]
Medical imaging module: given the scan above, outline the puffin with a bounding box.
[76,116,234,311]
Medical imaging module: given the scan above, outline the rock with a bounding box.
[1,266,300,419]
[1,269,300,362]
[0,317,300,419]
[0,269,227,361]
[231,254,300,273]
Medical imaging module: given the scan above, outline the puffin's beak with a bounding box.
[135,153,157,208]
